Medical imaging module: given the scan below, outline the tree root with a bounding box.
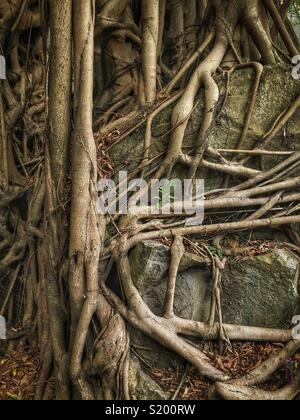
[164,236,185,318]
[215,373,300,400]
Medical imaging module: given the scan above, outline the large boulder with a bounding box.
[221,248,299,329]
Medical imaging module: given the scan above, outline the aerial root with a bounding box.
[206,250,230,350]
[164,236,185,319]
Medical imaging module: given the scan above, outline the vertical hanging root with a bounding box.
[0,80,9,189]
[188,72,220,180]
[141,0,159,104]
[207,250,229,350]
[44,144,70,400]
[263,0,299,57]
[34,249,53,401]
[69,0,104,400]
[208,254,219,328]
[142,92,183,176]
[164,236,185,318]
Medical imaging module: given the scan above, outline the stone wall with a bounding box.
[108,65,300,370]
[109,65,300,192]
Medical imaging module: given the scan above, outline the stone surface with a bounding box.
[222,249,300,329]
[108,66,300,370]
[129,357,169,400]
